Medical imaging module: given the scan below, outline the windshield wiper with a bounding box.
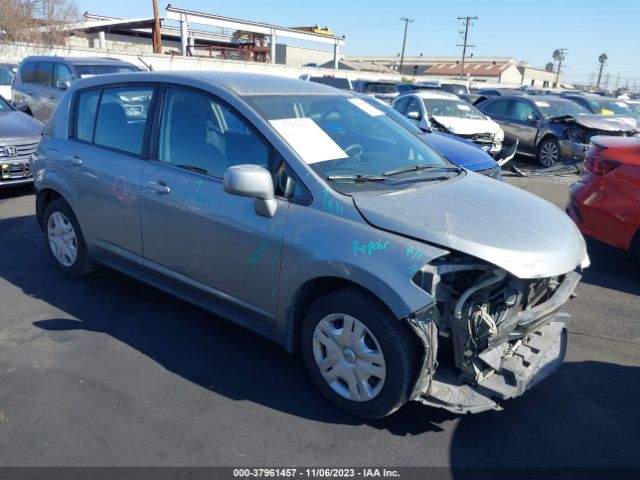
[327,174,387,183]
[383,164,461,177]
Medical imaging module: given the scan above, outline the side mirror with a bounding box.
[407,111,422,121]
[223,164,277,218]
[526,115,539,125]
[56,79,71,90]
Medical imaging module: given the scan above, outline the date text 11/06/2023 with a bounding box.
[233,468,401,478]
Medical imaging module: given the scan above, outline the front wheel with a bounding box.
[537,137,561,167]
[301,288,420,419]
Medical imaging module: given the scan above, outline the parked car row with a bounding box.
[12,56,140,122]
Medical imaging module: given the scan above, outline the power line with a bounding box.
[456,16,477,79]
[398,17,414,74]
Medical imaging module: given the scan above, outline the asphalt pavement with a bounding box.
[0,173,638,469]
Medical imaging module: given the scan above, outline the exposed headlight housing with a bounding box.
[566,128,588,144]
[494,128,505,142]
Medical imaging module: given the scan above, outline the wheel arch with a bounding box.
[284,276,404,353]
[536,133,559,153]
[35,188,64,229]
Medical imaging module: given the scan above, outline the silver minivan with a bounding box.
[12,56,139,122]
[32,72,588,418]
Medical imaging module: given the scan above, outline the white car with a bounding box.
[0,64,17,102]
[393,91,505,156]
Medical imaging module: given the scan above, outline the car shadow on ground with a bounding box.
[2,214,639,457]
[449,361,640,468]
[581,237,640,296]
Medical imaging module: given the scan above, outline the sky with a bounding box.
[77,0,640,87]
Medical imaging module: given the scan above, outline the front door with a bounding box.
[506,99,541,156]
[140,87,288,324]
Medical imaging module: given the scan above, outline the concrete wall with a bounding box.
[0,40,407,83]
[275,44,344,67]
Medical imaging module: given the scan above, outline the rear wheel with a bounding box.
[301,288,420,419]
[43,198,97,277]
[537,137,561,167]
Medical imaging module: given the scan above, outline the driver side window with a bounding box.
[158,88,270,178]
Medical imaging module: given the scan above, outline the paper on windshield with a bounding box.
[270,118,348,164]
[348,98,384,116]
[79,74,96,79]
[456,104,471,111]
[616,102,628,108]
[535,101,550,107]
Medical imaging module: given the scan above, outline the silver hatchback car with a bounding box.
[32,72,588,419]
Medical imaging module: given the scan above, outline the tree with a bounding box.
[545,62,554,72]
[0,0,79,46]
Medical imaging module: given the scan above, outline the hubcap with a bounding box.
[540,142,559,167]
[312,314,386,402]
[47,211,78,267]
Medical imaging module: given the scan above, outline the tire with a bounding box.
[301,288,420,419]
[537,137,561,167]
[43,198,97,277]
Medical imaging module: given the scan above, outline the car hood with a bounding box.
[431,115,501,136]
[0,111,43,139]
[419,131,497,171]
[352,173,586,279]
[552,114,637,131]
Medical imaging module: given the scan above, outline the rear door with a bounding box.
[61,85,155,269]
[481,98,518,147]
[32,61,54,121]
[140,86,289,324]
[13,60,37,112]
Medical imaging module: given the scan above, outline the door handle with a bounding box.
[47,95,55,100]
[63,154,82,166]
[25,91,34,96]
[146,180,171,195]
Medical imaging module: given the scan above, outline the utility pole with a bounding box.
[552,48,568,88]
[456,16,477,79]
[152,0,162,54]
[596,53,607,89]
[615,74,620,89]
[398,17,414,74]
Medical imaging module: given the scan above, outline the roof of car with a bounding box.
[21,56,137,66]
[69,71,351,97]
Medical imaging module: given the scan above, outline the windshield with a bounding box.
[75,64,139,78]
[422,97,485,119]
[588,98,636,116]
[533,99,590,118]
[0,66,14,85]
[246,94,450,180]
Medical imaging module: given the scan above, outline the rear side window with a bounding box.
[93,87,154,155]
[35,62,53,86]
[76,90,101,142]
[20,61,36,84]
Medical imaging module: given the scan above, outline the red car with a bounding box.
[567,136,640,260]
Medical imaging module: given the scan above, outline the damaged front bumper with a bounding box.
[407,271,580,414]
